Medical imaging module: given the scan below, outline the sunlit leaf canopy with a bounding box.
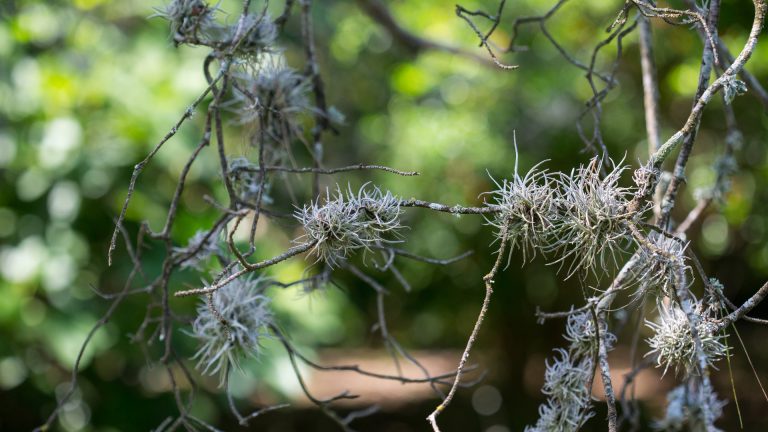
[2,0,768,430]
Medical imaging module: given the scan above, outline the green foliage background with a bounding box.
[2,0,768,430]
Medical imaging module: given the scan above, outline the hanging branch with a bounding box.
[427,219,511,431]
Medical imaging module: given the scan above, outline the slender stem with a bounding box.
[108,69,225,266]
[427,219,510,431]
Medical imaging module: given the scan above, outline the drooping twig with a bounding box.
[224,363,289,426]
[108,68,226,266]
[275,327,477,385]
[426,219,510,431]
[455,1,519,70]
[35,225,147,432]
[355,0,492,65]
[378,248,474,266]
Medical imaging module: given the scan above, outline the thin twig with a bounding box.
[108,69,226,266]
[427,219,510,431]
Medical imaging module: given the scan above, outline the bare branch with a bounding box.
[355,0,493,66]
[427,218,510,430]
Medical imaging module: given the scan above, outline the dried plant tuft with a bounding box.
[234,13,278,57]
[296,185,403,267]
[525,349,594,432]
[234,57,313,151]
[654,384,726,431]
[190,273,273,380]
[154,0,219,43]
[485,152,556,263]
[564,310,615,357]
[634,232,689,299]
[228,157,273,205]
[174,229,222,270]
[646,303,727,376]
[548,158,638,278]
